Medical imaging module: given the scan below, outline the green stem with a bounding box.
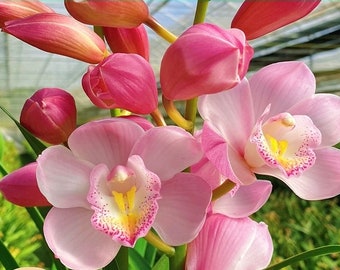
[184,97,197,134]
[193,0,210,25]
[169,245,187,270]
[212,180,236,201]
[145,16,177,43]
[144,230,175,256]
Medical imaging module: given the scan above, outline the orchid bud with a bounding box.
[0,163,50,207]
[82,53,158,115]
[20,88,77,145]
[2,13,108,64]
[64,0,149,28]
[0,0,54,27]
[160,23,253,101]
[231,0,321,40]
[103,25,149,61]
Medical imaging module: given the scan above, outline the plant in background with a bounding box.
[1,0,340,270]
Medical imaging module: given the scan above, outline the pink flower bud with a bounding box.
[0,0,54,27]
[103,25,149,61]
[160,23,253,101]
[82,53,158,114]
[231,0,321,40]
[64,0,149,28]
[0,163,50,207]
[2,13,108,64]
[20,88,77,145]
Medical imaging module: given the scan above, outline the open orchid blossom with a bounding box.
[2,13,108,64]
[82,53,158,114]
[36,118,211,269]
[160,23,253,101]
[103,25,149,61]
[231,0,321,40]
[64,0,149,28]
[0,0,54,27]
[20,88,77,145]
[198,61,340,200]
[186,213,273,270]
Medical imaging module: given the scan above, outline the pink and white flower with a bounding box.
[198,61,340,200]
[36,118,211,269]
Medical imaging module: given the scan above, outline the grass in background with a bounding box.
[0,138,340,269]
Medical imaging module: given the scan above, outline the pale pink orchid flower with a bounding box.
[186,213,273,270]
[36,118,211,269]
[3,13,108,64]
[231,0,321,40]
[0,0,54,27]
[198,61,340,200]
[160,23,253,101]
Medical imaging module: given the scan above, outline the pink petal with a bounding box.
[68,118,145,168]
[36,145,93,208]
[289,94,340,147]
[213,180,272,218]
[87,155,160,247]
[0,162,50,207]
[249,61,316,120]
[131,126,203,180]
[198,79,255,153]
[153,173,211,246]
[186,214,273,270]
[44,207,120,270]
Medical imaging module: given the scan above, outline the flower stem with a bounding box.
[212,179,236,201]
[145,16,178,43]
[162,95,193,131]
[170,245,187,270]
[193,0,210,25]
[144,230,175,256]
[150,108,167,126]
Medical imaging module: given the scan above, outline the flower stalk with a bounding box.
[144,230,175,256]
[212,180,236,202]
[144,16,177,43]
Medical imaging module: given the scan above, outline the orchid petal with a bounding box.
[289,94,340,147]
[36,145,93,208]
[44,207,120,270]
[213,180,272,218]
[198,79,254,152]
[131,126,203,180]
[68,118,144,168]
[186,214,273,270]
[153,173,211,246]
[249,62,315,120]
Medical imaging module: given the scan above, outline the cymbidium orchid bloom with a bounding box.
[2,13,108,64]
[103,25,149,61]
[231,0,321,40]
[0,0,54,27]
[64,0,149,28]
[0,163,50,207]
[36,118,211,269]
[186,213,273,270]
[198,61,340,200]
[20,88,77,145]
[160,23,253,101]
[82,53,158,114]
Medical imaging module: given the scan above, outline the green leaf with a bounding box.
[0,238,20,269]
[129,248,151,270]
[152,255,169,270]
[0,132,5,160]
[265,245,340,270]
[0,105,46,156]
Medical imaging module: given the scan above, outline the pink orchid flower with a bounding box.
[36,118,211,269]
[64,0,149,28]
[0,0,54,27]
[103,25,149,61]
[231,0,321,40]
[198,61,340,200]
[2,13,108,64]
[0,163,50,207]
[82,53,158,114]
[186,213,273,270]
[20,88,77,145]
[160,23,253,101]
